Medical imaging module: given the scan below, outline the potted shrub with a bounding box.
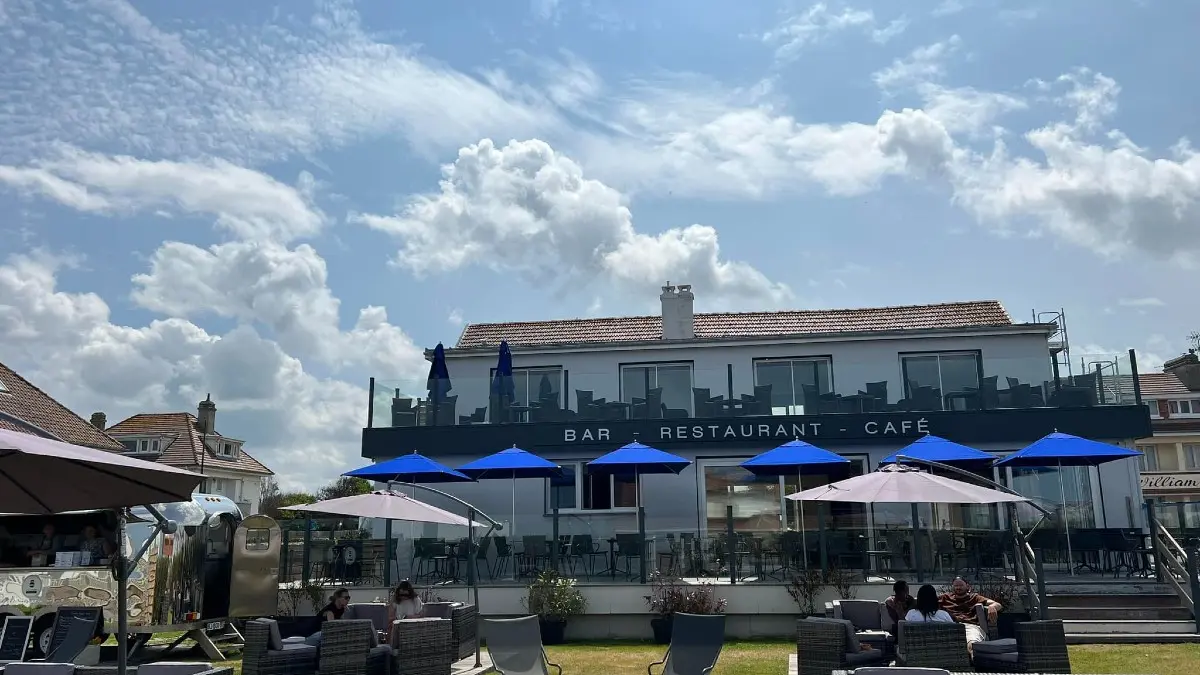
[975,577,1028,638]
[824,566,858,600]
[523,570,586,645]
[787,567,827,618]
[644,573,727,644]
[276,581,325,638]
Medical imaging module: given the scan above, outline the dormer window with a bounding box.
[217,441,237,459]
[121,438,162,453]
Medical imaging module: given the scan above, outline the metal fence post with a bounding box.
[551,505,560,572]
[726,504,736,585]
[302,519,313,585]
[638,506,647,583]
[1146,499,1163,583]
[383,519,393,587]
[1188,548,1200,633]
[1035,551,1049,620]
[911,503,924,583]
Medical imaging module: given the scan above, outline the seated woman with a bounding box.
[304,588,351,646]
[904,584,954,623]
[388,580,424,623]
[79,525,114,562]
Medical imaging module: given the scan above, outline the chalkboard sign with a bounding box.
[0,615,33,664]
[47,606,101,660]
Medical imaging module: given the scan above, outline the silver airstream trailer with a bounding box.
[0,494,281,659]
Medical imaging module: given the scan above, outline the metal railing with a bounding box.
[1145,500,1200,626]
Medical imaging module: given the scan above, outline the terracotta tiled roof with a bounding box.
[106,412,273,476]
[1138,373,1196,398]
[0,360,125,451]
[455,300,1016,349]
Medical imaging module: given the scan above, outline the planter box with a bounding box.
[539,619,567,646]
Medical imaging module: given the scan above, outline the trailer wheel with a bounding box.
[31,614,55,659]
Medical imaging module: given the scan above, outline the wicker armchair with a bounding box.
[972,619,1071,673]
[422,602,478,661]
[318,620,392,675]
[243,619,319,675]
[895,621,971,671]
[391,617,454,675]
[795,618,887,675]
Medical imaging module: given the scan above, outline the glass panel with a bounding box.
[798,359,833,396]
[1011,465,1095,529]
[1185,445,1200,470]
[582,467,613,510]
[1159,447,1181,471]
[755,361,795,413]
[656,364,693,415]
[902,355,941,396]
[613,475,638,508]
[245,528,271,550]
[783,459,867,532]
[528,368,562,406]
[621,366,651,404]
[940,353,981,396]
[513,370,532,407]
[549,465,577,509]
[703,465,782,533]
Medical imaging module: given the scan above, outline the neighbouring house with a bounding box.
[1136,350,1200,512]
[0,359,126,451]
[101,395,274,515]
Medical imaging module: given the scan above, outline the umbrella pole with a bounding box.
[117,511,128,675]
[1097,471,1109,528]
[508,477,517,581]
[798,471,808,570]
[1058,460,1074,576]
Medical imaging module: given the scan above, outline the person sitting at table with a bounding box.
[79,525,114,562]
[304,587,351,646]
[905,584,954,623]
[26,522,63,564]
[885,579,916,632]
[389,580,424,624]
[939,576,1000,652]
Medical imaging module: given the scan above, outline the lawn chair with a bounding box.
[483,615,562,675]
[647,613,725,675]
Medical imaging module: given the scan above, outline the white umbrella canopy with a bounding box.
[0,428,203,513]
[785,464,1030,505]
[291,490,487,527]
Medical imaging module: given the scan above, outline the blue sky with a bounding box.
[0,0,1196,488]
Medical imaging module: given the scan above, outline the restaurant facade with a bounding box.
[1135,351,1200,528]
[360,287,1153,549]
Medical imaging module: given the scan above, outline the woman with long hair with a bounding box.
[388,579,425,626]
[904,584,952,623]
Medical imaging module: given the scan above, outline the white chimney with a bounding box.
[660,282,694,340]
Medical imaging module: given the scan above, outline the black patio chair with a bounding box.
[647,612,725,675]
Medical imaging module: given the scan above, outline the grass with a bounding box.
[172,640,1200,675]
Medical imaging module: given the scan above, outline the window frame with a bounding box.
[1145,399,1161,418]
[898,350,985,407]
[751,356,835,414]
[1169,399,1200,417]
[544,460,639,514]
[1184,444,1200,470]
[617,360,696,415]
[490,365,566,408]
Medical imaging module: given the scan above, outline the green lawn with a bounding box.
[201,640,1200,675]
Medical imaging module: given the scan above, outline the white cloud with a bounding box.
[1118,297,1165,308]
[0,147,325,241]
[873,36,964,91]
[0,251,378,488]
[353,138,794,308]
[763,3,907,64]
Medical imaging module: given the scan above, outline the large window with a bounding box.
[495,367,563,407]
[699,457,866,535]
[1169,400,1200,416]
[1138,444,1160,472]
[1009,465,1095,529]
[1185,445,1200,470]
[620,363,693,416]
[753,357,833,415]
[901,352,981,410]
[546,462,638,512]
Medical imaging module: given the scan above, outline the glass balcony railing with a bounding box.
[367,355,1143,429]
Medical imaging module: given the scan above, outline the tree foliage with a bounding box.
[317,476,373,500]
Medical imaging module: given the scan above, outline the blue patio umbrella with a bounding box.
[995,432,1143,573]
[741,439,850,554]
[427,342,452,424]
[489,341,515,423]
[457,446,561,539]
[345,450,473,484]
[880,435,995,466]
[588,441,691,506]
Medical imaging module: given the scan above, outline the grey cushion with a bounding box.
[265,619,284,651]
[136,663,214,675]
[281,636,307,644]
[973,638,1017,655]
[853,668,950,675]
[834,600,884,631]
[280,643,317,654]
[976,650,1019,664]
[2,665,76,675]
[369,644,392,657]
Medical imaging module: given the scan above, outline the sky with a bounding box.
[0,0,1197,490]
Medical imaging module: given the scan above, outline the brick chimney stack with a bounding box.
[1165,350,1200,392]
[198,394,217,434]
[89,412,106,430]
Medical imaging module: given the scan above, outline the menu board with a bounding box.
[0,615,33,663]
[47,607,101,659]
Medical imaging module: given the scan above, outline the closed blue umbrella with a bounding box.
[457,446,561,540]
[880,435,995,466]
[995,432,1143,572]
[490,341,515,423]
[427,343,452,424]
[741,439,850,555]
